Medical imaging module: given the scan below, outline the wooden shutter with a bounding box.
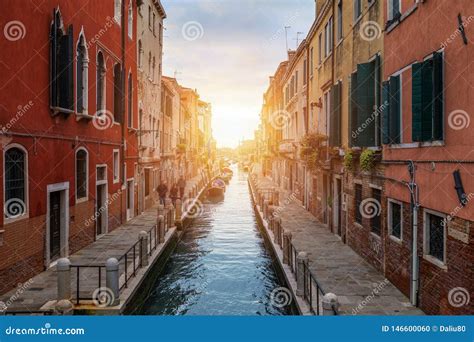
[381,81,390,144]
[50,10,59,108]
[57,25,74,111]
[432,52,444,141]
[356,61,376,147]
[349,72,358,147]
[329,82,341,146]
[421,59,433,141]
[389,75,401,144]
[412,62,423,142]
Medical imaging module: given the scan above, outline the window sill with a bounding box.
[336,39,343,48]
[386,4,418,34]
[423,254,447,270]
[75,112,94,121]
[113,178,120,184]
[114,17,121,26]
[370,231,381,240]
[353,16,363,27]
[4,213,29,226]
[388,141,445,149]
[76,197,88,205]
[354,222,364,229]
[389,235,403,244]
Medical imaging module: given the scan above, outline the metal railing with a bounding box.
[3,310,54,316]
[70,265,105,305]
[118,237,143,291]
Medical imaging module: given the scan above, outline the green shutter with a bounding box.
[374,55,382,146]
[389,75,401,144]
[349,72,358,147]
[412,62,423,142]
[421,59,434,141]
[381,81,390,144]
[356,61,376,147]
[432,52,444,140]
[329,82,341,147]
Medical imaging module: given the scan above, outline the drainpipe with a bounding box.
[120,0,126,223]
[408,161,419,306]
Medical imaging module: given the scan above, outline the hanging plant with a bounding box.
[299,133,327,171]
[344,150,354,171]
[306,150,320,171]
[360,149,376,172]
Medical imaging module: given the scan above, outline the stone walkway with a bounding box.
[0,172,207,314]
[252,173,424,315]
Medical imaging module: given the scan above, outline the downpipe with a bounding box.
[408,161,419,306]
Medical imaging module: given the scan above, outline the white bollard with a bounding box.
[158,215,165,243]
[57,258,71,301]
[296,252,308,297]
[139,231,149,267]
[322,293,339,315]
[105,258,120,306]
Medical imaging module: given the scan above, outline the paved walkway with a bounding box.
[0,172,207,314]
[252,173,423,315]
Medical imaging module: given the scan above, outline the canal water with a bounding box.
[131,165,292,315]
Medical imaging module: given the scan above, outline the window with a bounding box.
[152,56,156,82]
[4,146,27,219]
[96,51,106,113]
[388,200,402,240]
[128,73,133,128]
[138,40,143,69]
[148,6,152,29]
[113,150,120,183]
[128,0,133,39]
[76,148,88,201]
[50,9,74,113]
[329,81,342,146]
[148,51,152,77]
[318,33,322,64]
[354,0,362,21]
[424,211,446,264]
[159,23,163,45]
[325,17,333,57]
[382,75,401,144]
[387,0,401,22]
[355,184,362,224]
[411,52,444,142]
[295,71,298,93]
[145,169,150,196]
[371,188,382,235]
[337,0,343,41]
[310,47,314,76]
[114,0,122,24]
[303,60,307,86]
[76,31,89,115]
[153,12,156,36]
[113,63,123,123]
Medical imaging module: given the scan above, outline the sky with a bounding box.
[161,0,315,148]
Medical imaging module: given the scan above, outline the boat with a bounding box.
[207,178,226,198]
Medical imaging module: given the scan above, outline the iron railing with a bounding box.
[70,265,105,305]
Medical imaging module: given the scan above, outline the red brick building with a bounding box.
[382,0,473,314]
[0,0,138,295]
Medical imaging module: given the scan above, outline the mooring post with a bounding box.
[273,217,281,244]
[168,204,175,227]
[283,231,292,265]
[273,189,279,206]
[139,231,149,267]
[296,252,308,297]
[175,199,182,230]
[57,258,71,301]
[54,299,74,315]
[322,293,339,315]
[158,215,165,243]
[263,200,269,220]
[157,204,164,218]
[105,258,120,306]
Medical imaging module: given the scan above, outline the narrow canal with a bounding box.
[130,165,293,315]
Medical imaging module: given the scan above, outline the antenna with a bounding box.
[174,70,182,80]
[293,32,304,48]
[284,26,291,52]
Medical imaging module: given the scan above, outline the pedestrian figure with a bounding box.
[157,181,168,205]
[170,183,179,206]
[178,176,186,199]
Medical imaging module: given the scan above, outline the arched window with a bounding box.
[4,146,27,219]
[128,0,133,39]
[96,51,106,114]
[75,148,88,201]
[76,30,89,115]
[113,63,123,123]
[138,40,143,69]
[128,72,133,128]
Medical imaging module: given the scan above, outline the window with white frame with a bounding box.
[354,0,362,21]
[387,199,402,240]
[113,150,120,183]
[424,210,446,264]
[4,145,27,220]
[76,31,89,115]
[318,32,323,64]
[114,0,122,24]
[337,0,343,41]
[325,17,333,57]
[128,0,133,39]
[387,0,401,21]
[310,47,314,76]
[96,51,106,113]
[76,148,88,201]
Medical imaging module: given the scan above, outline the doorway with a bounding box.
[126,178,134,221]
[96,165,108,237]
[46,182,69,267]
[333,177,342,237]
